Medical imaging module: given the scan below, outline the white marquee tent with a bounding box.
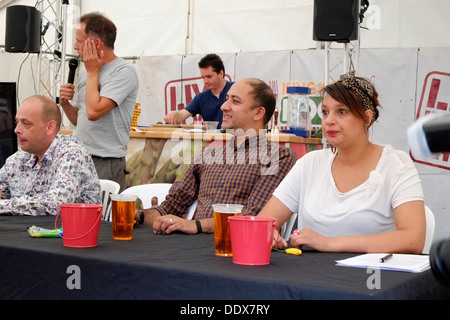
[1,0,450,243]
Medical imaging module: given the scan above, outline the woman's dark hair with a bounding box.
[321,74,380,127]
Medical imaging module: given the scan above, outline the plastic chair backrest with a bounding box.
[282,213,298,241]
[186,199,198,220]
[423,205,435,254]
[99,179,120,222]
[121,183,172,209]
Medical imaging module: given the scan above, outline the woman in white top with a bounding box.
[259,71,426,253]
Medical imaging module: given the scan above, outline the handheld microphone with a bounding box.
[407,113,450,158]
[67,58,79,84]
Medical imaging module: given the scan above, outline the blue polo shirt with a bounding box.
[185,81,233,128]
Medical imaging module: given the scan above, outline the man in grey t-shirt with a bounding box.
[59,12,139,191]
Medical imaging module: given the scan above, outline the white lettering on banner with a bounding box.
[411,71,450,170]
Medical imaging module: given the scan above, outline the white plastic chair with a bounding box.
[121,183,173,209]
[121,183,199,220]
[186,199,198,220]
[422,205,435,254]
[281,213,298,241]
[99,179,120,222]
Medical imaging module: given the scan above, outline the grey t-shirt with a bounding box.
[74,57,139,158]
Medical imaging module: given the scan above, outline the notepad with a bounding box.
[336,253,430,273]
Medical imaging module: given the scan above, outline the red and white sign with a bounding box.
[412,71,450,170]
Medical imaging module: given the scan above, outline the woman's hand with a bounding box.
[272,228,288,249]
[289,227,333,252]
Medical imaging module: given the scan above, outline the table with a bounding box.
[0,215,449,301]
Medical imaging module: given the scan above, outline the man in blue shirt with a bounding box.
[164,54,233,129]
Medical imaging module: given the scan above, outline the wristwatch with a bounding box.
[195,219,202,234]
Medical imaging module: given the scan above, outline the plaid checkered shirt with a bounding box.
[155,134,297,218]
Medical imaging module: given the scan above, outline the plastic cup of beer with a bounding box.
[110,194,137,240]
[205,121,219,132]
[212,204,243,256]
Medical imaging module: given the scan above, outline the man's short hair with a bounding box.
[198,53,225,76]
[80,12,117,49]
[246,78,276,125]
[25,95,62,129]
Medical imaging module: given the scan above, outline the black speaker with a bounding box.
[313,0,360,42]
[5,5,42,53]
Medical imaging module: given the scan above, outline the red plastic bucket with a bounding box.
[56,203,103,248]
[228,216,277,265]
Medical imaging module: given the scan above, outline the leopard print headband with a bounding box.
[339,71,378,124]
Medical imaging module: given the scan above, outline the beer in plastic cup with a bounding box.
[111,194,137,240]
[212,204,243,256]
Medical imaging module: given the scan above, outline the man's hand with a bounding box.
[82,39,103,73]
[153,214,198,234]
[164,111,180,124]
[59,83,78,125]
[59,83,75,104]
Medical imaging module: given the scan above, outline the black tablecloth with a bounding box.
[0,215,449,300]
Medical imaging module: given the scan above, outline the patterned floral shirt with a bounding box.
[0,133,101,215]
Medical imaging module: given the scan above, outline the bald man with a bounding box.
[0,95,100,216]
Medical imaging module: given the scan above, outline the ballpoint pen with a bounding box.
[380,253,393,263]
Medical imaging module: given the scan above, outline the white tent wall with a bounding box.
[3,0,450,55]
[78,0,450,56]
[1,0,450,244]
[0,53,41,101]
[79,0,316,57]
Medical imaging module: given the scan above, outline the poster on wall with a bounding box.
[412,47,450,242]
[135,55,183,126]
[414,48,450,172]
